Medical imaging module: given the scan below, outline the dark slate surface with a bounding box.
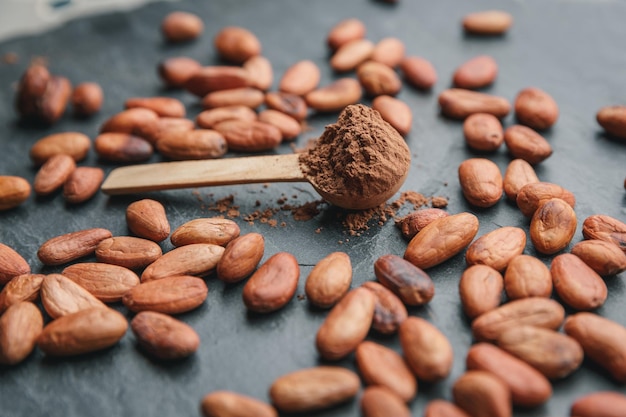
[0,0,625,416]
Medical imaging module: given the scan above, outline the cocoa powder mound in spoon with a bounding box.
[299,104,411,209]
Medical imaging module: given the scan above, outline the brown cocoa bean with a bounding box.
[201,391,277,417]
[459,264,503,319]
[371,95,412,136]
[360,386,411,417]
[463,113,504,151]
[158,56,201,88]
[496,325,583,379]
[439,88,510,119]
[37,228,112,266]
[0,243,31,284]
[269,366,360,413]
[100,108,160,143]
[123,275,208,314]
[131,311,200,360]
[33,154,76,195]
[95,236,162,270]
[400,56,437,90]
[62,262,140,303]
[71,82,103,117]
[0,301,43,365]
[374,254,435,306]
[355,341,417,402]
[161,11,203,42]
[40,273,106,319]
[571,392,626,417]
[582,214,626,254]
[503,255,552,299]
[571,239,626,275]
[462,10,513,35]
[214,26,261,64]
[357,61,402,96]
[453,371,512,417]
[453,55,498,89]
[279,60,321,96]
[156,129,227,160]
[564,312,626,383]
[37,307,127,356]
[171,218,240,247]
[530,198,577,254]
[152,117,195,144]
[514,87,559,130]
[396,208,449,240]
[404,212,479,269]
[184,66,251,97]
[516,181,575,217]
[399,317,453,382]
[316,287,375,360]
[242,252,299,313]
[213,119,281,152]
[466,227,526,271]
[551,253,607,310]
[327,18,366,50]
[30,132,91,165]
[466,343,552,407]
[196,106,257,129]
[0,273,44,314]
[362,281,407,335]
[216,233,265,284]
[370,37,405,68]
[63,166,104,204]
[596,105,626,140]
[458,158,503,207]
[141,243,224,282]
[504,125,553,164]
[503,159,539,201]
[330,39,375,72]
[202,87,265,109]
[94,133,153,163]
[243,55,273,91]
[265,92,308,121]
[37,76,72,124]
[126,199,170,242]
[305,78,362,112]
[304,252,352,308]
[15,64,50,119]
[424,400,471,417]
[258,109,302,141]
[471,297,565,342]
[0,176,31,211]
[125,97,185,118]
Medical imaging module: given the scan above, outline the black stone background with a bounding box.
[0,0,625,416]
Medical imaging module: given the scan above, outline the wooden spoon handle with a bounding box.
[101,153,306,195]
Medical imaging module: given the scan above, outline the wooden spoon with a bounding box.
[101,153,409,210]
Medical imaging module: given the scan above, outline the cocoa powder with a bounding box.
[299,104,411,205]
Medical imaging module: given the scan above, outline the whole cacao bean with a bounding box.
[315,287,375,360]
[404,212,479,269]
[458,158,503,207]
[305,252,352,308]
[360,386,411,417]
[564,312,626,382]
[131,311,200,360]
[305,78,362,112]
[400,56,437,90]
[551,253,607,310]
[396,208,449,240]
[371,95,412,136]
[463,113,503,151]
[126,199,170,242]
[504,255,552,299]
[161,11,203,42]
[530,198,577,254]
[453,55,498,89]
[399,317,453,382]
[465,226,526,271]
[279,60,320,96]
[571,392,626,417]
[504,125,553,164]
[516,181,575,217]
[502,159,539,201]
[0,301,43,365]
[453,371,512,417]
[214,26,261,64]
[462,10,513,35]
[327,18,366,50]
[596,105,626,140]
[459,264,503,319]
[355,341,417,402]
[201,391,277,417]
[571,239,626,275]
[582,214,626,254]
[0,176,31,211]
[37,228,112,266]
[471,297,565,342]
[374,254,435,306]
[362,281,407,334]
[242,252,299,313]
[439,89,510,119]
[216,233,265,284]
[0,243,31,284]
[370,37,405,68]
[514,87,559,130]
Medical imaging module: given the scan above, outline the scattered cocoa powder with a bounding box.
[299,104,411,206]
[431,196,449,208]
